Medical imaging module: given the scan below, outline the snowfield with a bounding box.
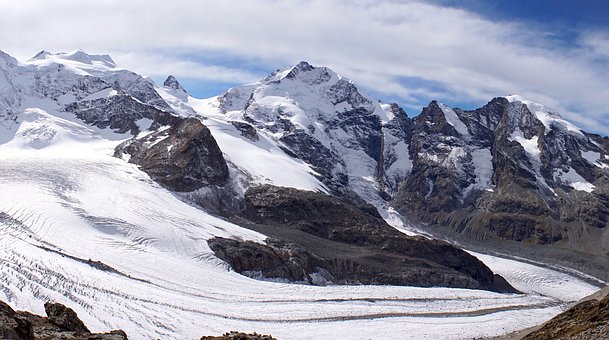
[0,107,601,340]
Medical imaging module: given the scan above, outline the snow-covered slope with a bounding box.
[0,50,604,339]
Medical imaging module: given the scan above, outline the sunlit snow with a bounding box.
[0,51,603,340]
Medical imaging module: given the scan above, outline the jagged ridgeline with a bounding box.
[0,49,606,338]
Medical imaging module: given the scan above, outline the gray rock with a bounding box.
[214,185,517,292]
[116,117,229,192]
[65,93,177,134]
[44,302,89,333]
[392,98,609,259]
[523,286,609,339]
[0,299,127,340]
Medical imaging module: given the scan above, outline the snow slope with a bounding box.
[0,51,604,339]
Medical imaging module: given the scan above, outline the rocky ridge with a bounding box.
[211,185,516,292]
[392,97,609,263]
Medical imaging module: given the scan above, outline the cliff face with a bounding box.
[210,185,516,292]
[116,117,229,192]
[392,98,609,257]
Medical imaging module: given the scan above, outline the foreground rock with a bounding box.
[523,287,609,339]
[213,185,516,292]
[0,300,127,340]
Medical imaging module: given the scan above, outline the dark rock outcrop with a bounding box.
[201,331,276,340]
[523,287,609,339]
[65,93,177,135]
[214,185,516,292]
[209,237,334,285]
[0,300,127,340]
[44,302,90,334]
[116,117,229,191]
[231,121,259,142]
[0,301,33,340]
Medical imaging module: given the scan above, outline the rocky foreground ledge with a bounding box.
[522,287,609,339]
[0,299,277,340]
[0,300,127,339]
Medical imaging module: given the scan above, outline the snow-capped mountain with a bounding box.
[160,59,609,274]
[0,50,606,339]
[165,61,413,207]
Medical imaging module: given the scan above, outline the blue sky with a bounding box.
[436,0,609,31]
[1,0,608,133]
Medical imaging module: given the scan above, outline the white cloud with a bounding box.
[581,32,609,61]
[111,52,262,84]
[1,0,608,133]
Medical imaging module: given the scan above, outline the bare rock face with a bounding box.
[65,94,177,135]
[116,117,229,192]
[212,185,517,292]
[392,98,609,260]
[0,301,33,340]
[230,121,259,142]
[208,237,333,285]
[44,302,90,334]
[0,299,127,340]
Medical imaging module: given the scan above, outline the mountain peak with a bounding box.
[163,75,188,100]
[283,60,329,80]
[294,60,315,71]
[505,95,583,136]
[26,50,116,69]
[30,50,52,61]
[164,75,184,91]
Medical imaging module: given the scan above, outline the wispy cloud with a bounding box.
[111,52,263,84]
[1,0,608,132]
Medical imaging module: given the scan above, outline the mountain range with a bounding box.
[0,50,606,339]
